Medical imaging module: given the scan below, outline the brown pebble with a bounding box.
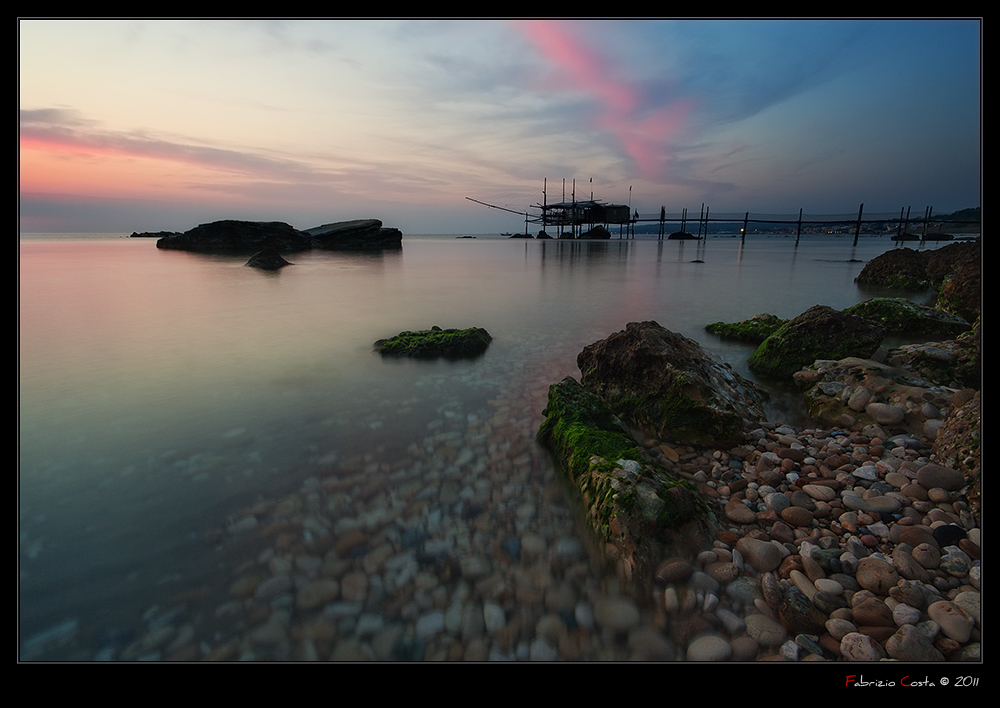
[781,506,815,527]
[958,538,980,560]
[655,557,694,584]
[856,557,900,595]
[852,597,894,627]
[778,555,804,579]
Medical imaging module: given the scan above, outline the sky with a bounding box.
[19,18,981,234]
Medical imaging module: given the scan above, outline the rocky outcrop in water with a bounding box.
[130,230,180,239]
[244,247,293,270]
[304,219,402,251]
[854,239,981,323]
[156,220,313,253]
[155,219,402,253]
[374,326,492,359]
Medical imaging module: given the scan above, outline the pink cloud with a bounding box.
[511,20,692,180]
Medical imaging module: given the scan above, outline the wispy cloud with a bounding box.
[19,107,329,184]
[510,20,695,182]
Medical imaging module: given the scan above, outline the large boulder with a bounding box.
[854,247,933,290]
[747,305,884,381]
[536,377,716,587]
[577,321,768,448]
[156,220,313,253]
[304,219,402,250]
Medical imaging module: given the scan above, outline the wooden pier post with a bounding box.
[795,208,803,245]
[741,212,749,243]
[853,203,864,247]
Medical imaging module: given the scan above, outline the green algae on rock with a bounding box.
[843,297,970,339]
[747,305,884,382]
[537,376,716,587]
[705,313,787,343]
[374,326,492,359]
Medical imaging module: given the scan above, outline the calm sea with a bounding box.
[18,232,930,660]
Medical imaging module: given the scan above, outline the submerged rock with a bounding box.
[374,326,492,359]
[244,248,292,270]
[577,321,768,448]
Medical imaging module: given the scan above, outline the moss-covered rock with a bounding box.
[854,247,932,290]
[374,326,492,359]
[843,298,970,339]
[578,321,768,448]
[747,305,884,381]
[705,313,787,343]
[537,377,716,587]
[854,239,981,323]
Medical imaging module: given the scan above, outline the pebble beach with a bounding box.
[22,332,979,665]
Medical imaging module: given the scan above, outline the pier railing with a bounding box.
[628,204,979,245]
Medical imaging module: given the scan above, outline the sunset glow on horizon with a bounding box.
[19,19,981,234]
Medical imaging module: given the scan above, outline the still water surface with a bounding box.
[19,233,925,659]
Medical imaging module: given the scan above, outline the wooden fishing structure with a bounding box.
[467,178,633,239]
[467,182,979,247]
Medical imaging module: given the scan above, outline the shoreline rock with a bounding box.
[747,305,885,382]
[578,321,769,448]
[854,239,980,323]
[536,236,980,661]
[536,376,717,589]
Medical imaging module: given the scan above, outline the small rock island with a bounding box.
[152,218,403,253]
[374,326,493,360]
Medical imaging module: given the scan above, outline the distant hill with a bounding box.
[934,207,979,222]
